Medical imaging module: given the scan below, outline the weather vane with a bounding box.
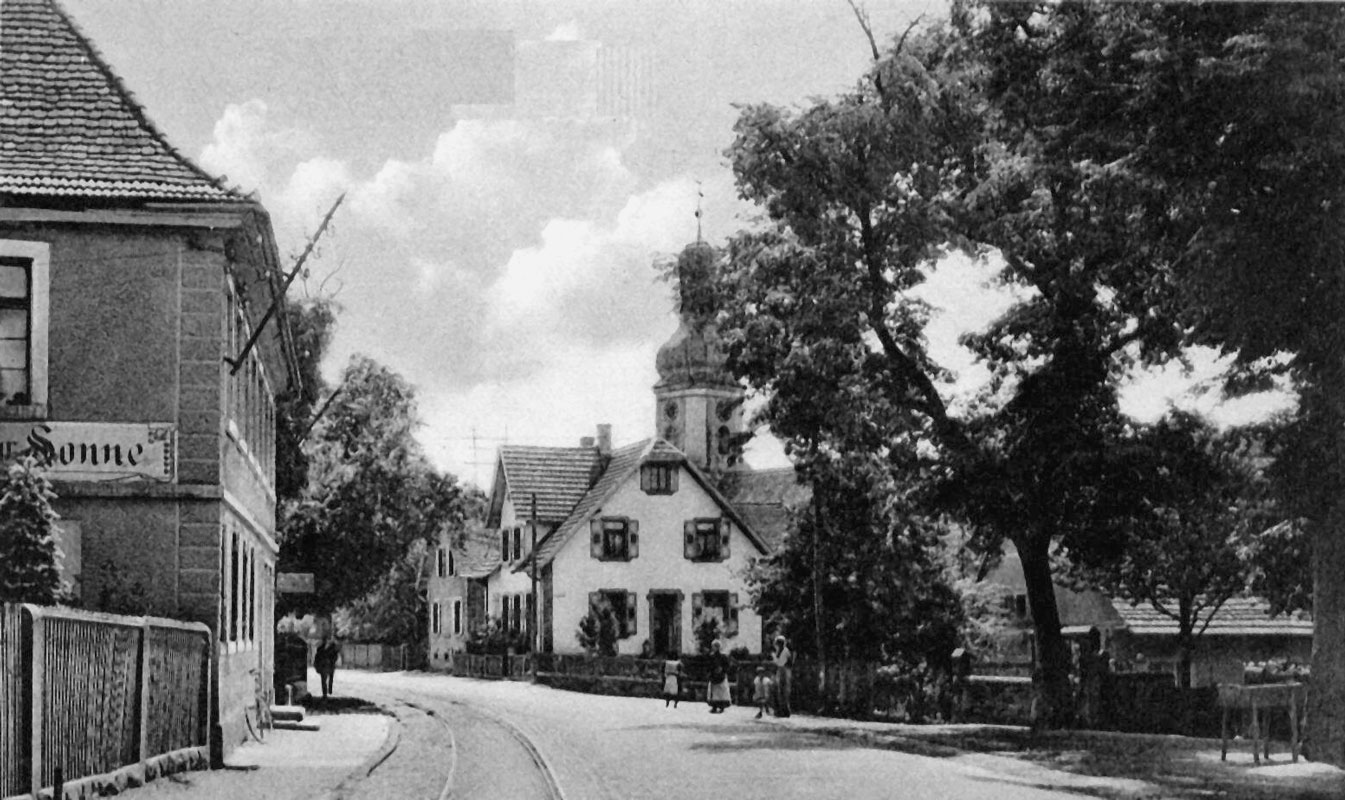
[695,179,704,243]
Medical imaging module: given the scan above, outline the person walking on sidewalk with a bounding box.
[771,635,793,718]
[315,635,341,698]
[707,641,732,713]
[662,656,684,708]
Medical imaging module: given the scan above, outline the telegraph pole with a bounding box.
[530,492,539,681]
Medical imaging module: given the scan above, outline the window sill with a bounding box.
[0,404,47,421]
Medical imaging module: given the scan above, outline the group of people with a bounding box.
[660,635,794,717]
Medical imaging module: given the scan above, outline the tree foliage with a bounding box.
[745,451,961,670]
[1066,414,1278,687]
[715,2,1341,726]
[276,298,337,503]
[279,354,468,615]
[0,458,62,605]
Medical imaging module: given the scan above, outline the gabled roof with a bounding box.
[490,444,603,526]
[1113,596,1313,638]
[720,467,810,552]
[0,0,236,202]
[515,438,769,573]
[454,527,503,580]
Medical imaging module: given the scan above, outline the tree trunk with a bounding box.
[1178,601,1194,691]
[812,491,828,701]
[1017,535,1073,728]
[1311,497,1345,765]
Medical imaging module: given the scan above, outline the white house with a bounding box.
[428,238,806,662]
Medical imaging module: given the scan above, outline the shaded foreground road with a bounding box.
[341,670,1101,800]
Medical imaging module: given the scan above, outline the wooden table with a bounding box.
[1217,682,1304,764]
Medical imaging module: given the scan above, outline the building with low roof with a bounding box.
[0,0,299,759]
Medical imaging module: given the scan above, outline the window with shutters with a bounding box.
[452,600,463,635]
[431,602,442,635]
[683,517,730,562]
[589,589,637,639]
[589,516,639,561]
[436,547,447,578]
[448,551,456,576]
[500,528,510,564]
[691,590,739,638]
[640,463,678,495]
[512,526,523,562]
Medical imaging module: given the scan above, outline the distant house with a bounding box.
[979,546,1311,686]
[0,0,299,758]
[428,240,804,663]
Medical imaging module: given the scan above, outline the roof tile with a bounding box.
[0,0,237,201]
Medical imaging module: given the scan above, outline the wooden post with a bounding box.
[1290,685,1301,763]
[530,493,539,681]
[138,621,151,780]
[28,608,44,799]
[1251,696,1261,765]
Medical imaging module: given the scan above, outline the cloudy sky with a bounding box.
[65,0,1292,488]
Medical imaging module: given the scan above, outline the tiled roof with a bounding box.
[1113,596,1313,638]
[720,467,809,552]
[0,0,237,201]
[515,439,771,573]
[498,445,603,523]
[522,438,652,572]
[456,527,502,580]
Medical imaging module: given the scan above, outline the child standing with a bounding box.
[753,666,773,719]
[662,657,683,708]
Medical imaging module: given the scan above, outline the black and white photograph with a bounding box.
[1,0,1343,797]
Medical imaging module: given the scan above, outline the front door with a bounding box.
[649,592,682,658]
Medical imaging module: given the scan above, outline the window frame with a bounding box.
[639,462,678,495]
[591,589,637,639]
[589,516,640,562]
[684,517,730,562]
[0,241,48,419]
[452,599,463,636]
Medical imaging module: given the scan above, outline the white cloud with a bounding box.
[199,100,314,195]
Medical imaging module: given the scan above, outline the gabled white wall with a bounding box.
[549,464,764,656]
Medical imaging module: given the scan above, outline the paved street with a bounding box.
[340,670,1102,800]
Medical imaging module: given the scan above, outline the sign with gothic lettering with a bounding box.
[0,421,175,482]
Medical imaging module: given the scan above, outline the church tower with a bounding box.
[653,239,746,475]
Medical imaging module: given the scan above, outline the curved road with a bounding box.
[341,670,1098,800]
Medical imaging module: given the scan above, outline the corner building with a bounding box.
[0,0,299,758]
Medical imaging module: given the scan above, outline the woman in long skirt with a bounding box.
[707,641,732,713]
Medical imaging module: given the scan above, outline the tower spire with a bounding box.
[695,180,704,243]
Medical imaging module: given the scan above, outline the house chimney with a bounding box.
[596,423,612,455]
[580,436,595,448]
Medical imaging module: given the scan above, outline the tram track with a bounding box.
[354,690,562,800]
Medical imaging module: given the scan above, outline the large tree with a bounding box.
[279,355,467,615]
[714,11,1177,722]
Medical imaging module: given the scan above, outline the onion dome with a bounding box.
[655,240,734,390]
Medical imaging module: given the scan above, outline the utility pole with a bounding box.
[530,492,539,681]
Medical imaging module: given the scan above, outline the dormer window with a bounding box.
[640,463,678,495]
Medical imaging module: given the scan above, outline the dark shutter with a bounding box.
[684,520,699,560]
[728,593,739,637]
[501,529,510,562]
[625,592,637,638]
[628,519,640,560]
[590,518,603,559]
[513,526,522,561]
[718,518,731,561]
[692,592,703,631]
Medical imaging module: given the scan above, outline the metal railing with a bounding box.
[0,604,211,800]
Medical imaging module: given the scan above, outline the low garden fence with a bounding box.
[0,604,211,800]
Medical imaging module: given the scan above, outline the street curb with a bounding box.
[315,701,403,800]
